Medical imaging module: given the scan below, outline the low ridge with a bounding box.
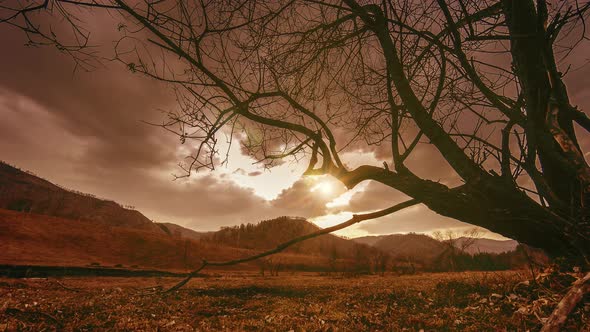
[0,162,162,232]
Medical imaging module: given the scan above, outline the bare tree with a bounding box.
[3,1,590,326]
[433,227,481,271]
[328,244,339,273]
[269,258,282,276]
[374,250,389,276]
[257,257,281,276]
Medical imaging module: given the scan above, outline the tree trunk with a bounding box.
[340,166,589,261]
[418,180,589,261]
[502,0,590,219]
[541,272,590,332]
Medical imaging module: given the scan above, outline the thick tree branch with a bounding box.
[541,272,590,332]
[344,0,490,184]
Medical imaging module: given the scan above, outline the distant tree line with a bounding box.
[429,244,548,272]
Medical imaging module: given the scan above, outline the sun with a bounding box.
[311,181,333,196]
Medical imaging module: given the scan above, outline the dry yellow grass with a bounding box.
[1,271,588,331]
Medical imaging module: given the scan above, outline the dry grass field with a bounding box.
[1,271,588,331]
[0,209,335,273]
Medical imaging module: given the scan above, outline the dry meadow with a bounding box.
[1,271,588,331]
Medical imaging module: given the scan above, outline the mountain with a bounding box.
[369,233,446,264]
[352,233,549,271]
[0,208,247,270]
[203,216,360,255]
[455,237,519,254]
[354,234,520,255]
[202,216,383,264]
[352,233,525,268]
[205,217,324,250]
[0,162,162,233]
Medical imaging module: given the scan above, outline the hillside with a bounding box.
[0,208,208,270]
[355,234,520,255]
[455,237,518,254]
[371,233,447,264]
[0,208,340,271]
[0,162,162,233]
[202,217,384,267]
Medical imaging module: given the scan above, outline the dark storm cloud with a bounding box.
[0,88,87,177]
[0,24,177,171]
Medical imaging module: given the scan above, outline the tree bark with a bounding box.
[541,272,590,332]
[502,0,590,217]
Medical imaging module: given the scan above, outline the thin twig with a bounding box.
[53,279,90,294]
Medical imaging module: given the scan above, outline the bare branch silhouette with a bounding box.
[165,198,419,292]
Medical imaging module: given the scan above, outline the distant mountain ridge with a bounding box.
[202,216,381,262]
[0,161,162,232]
[354,234,446,264]
[454,237,518,254]
[353,233,519,256]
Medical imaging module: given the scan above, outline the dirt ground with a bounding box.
[0,271,588,331]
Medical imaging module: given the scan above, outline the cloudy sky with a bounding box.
[1,7,589,240]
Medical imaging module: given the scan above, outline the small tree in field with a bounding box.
[328,244,339,273]
[433,228,481,271]
[374,250,389,276]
